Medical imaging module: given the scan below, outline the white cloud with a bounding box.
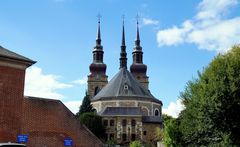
[162,99,185,118]
[196,0,238,20]
[24,66,72,100]
[63,100,82,114]
[72,77,87,85]
[157,20,193,46]
[156,0,240,53]
[142,18,159,26]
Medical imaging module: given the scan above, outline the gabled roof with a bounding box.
[0,45,36,65]
[92,68,162,104]
[99,107,142,116]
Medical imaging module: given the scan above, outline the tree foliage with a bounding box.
[79,112,106,139]
[130,140,141,147]
[76,91,94,117]
[164,46,240,146]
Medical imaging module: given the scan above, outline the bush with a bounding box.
[130,140,141,147]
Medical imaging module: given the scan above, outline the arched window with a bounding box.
[94,86,100,95]
[122,119,127,126]
[131,119,136,127]
[155,109,159,116]
[141,107,149,116]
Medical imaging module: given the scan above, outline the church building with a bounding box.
[88,19,163,145]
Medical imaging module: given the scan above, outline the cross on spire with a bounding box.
[97,13,101,23]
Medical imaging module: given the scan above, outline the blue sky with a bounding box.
[0,0,240,117]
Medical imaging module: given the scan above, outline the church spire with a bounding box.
[88,15,108,98]
[130,17,149,89]
[119,17,127,69]
[133,18,143,63]
[96,15,101,46]
[135,19,140,47]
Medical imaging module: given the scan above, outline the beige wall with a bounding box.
[93,100,162,117]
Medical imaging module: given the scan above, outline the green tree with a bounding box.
[163,116,182,147]
[154,127,164,142]
[178,46,240,146]
[79,112,106,139]
[76,91,94,117]
[130,140,141,147]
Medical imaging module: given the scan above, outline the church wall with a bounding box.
[142,123,161,144]
[0,65,25,142]
[93,100,162,117]
[138,102,153,116]
[88,74,108,98]
[103,116,142,144]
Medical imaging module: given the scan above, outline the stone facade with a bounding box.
[131,73,149,90]
[88,74,108,98]
[142,123,161,143]
[92,100,161,116]
[103,116,142,144]
[92,99,162,145]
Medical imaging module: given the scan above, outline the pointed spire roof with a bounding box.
[120,18,127,69]
[89,16,106,74]
[96,17,101,46]
[121,20,125,46]
[135,17,141,47]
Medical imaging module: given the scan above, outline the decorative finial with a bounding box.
[136,14,139,25]
[97,13,101,23]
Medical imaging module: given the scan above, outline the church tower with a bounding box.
[88,19,108,98]
[130,20,149,89]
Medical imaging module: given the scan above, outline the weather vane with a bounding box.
[136,13,140,25]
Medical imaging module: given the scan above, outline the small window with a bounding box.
[110,119,114,126]
[124,84,128,90]
[104,133,108,141]
[122,119,127,127]
[122,133,127,141]
[103,120,108,126]
[131,119,136,127]
[110,133,114,140]
[94,86,100,95]
[155,109,159,116]
[143,131,147,135]
[131,134,136,141]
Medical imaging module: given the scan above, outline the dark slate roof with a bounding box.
[0,45,36,64]
[99,107,142,116]
[142,116,163,123]
[92,68,161,103]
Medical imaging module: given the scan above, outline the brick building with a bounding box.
[88,20,163,145]
[0,46,103,147]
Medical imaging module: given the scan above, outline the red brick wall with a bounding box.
[22,97,103,147]
[0,66,25,142]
